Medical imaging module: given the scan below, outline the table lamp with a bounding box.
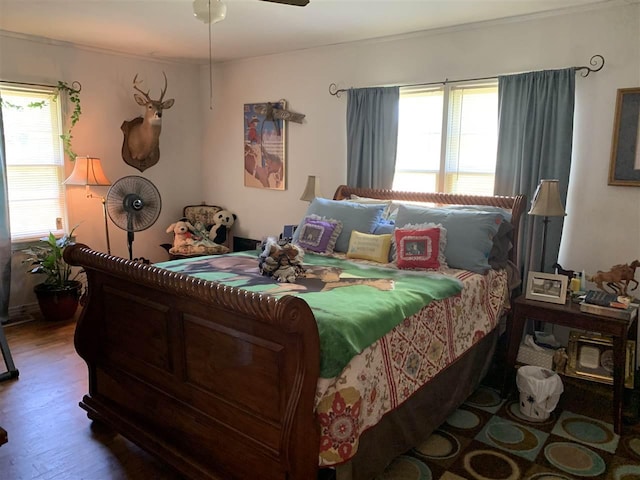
[528,179,566,272]
[300,175,320,202]
[64,156,112,254]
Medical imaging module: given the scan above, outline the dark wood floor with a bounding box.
[0,312,190,480]
[1,313,638,479]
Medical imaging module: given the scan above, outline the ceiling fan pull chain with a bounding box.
[209,6,213,110]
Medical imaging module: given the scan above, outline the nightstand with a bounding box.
[505,295,637,434]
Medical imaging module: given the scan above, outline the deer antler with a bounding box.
[159,72,168,102]
[132,74,151,101]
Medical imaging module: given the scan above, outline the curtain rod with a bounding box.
[0,79,82,92]
[328,54,604,98]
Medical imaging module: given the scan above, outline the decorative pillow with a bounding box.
[296,215,343,254]
[293,198,385,253]
[346,230,392,263]
[394,223,447,270]
[395,204,502,273]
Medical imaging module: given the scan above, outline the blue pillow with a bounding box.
[293,198,385,252]
[395,204,503,273]
[446,205,513,269]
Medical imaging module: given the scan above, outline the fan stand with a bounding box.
[106,176,161,265]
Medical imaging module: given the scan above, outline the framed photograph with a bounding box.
[609,87,640,186]
[525,271,568,304]
[243,101,286,191]
[565,331,635,389]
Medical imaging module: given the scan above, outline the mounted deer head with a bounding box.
[120,72,175,172]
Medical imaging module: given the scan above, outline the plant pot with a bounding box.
[33,280,83,321]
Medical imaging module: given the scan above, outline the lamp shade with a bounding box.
[193,0,227,24]
[300,175,320,202]
[64,156,111,186]
[528,179,566,217]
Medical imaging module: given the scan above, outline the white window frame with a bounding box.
[394,80,499,195]
[1,82,68,243]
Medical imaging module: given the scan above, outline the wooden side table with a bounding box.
[505,295,637,434]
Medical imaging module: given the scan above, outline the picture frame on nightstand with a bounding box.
[525,271,568,304]
[565,331,635,389]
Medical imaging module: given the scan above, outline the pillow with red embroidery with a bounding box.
[296,215,343,254]
[394,223,447,270]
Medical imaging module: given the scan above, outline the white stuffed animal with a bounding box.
[166,219,196,251]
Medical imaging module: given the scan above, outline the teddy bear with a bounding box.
[208,209,236,245]
[258,238,305,283]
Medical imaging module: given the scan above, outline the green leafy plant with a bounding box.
[0,80,82,161]
[22,226,80,288]
[55,81,82,161]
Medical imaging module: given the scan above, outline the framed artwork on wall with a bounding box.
[609,87,640,187]
[243,101,286,191]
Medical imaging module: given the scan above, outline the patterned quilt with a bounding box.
[315,267,508,466]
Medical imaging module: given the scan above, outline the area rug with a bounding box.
[371,385,640,479]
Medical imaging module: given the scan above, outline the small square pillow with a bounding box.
[394,223,447,270]
[293,198,385,253]
[395,204,501,273]
[296,215,343,254]
[346,230,392,263]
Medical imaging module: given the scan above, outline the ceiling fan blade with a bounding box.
[261,0,309,6]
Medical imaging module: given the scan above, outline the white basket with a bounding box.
[516,343,554,369]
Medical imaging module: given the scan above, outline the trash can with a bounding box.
[516,365,564,421]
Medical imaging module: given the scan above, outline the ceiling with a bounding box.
[0,0,613,64]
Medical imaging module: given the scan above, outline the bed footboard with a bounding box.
[65,244,321,480]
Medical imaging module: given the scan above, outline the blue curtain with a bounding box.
[0,105,10,325]
[0,98,18,381]
[346,87,399,189]
[494,68,575,282]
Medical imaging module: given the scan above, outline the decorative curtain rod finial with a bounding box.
[576,54,605,77]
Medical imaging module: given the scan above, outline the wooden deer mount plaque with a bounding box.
[121,117,159,172]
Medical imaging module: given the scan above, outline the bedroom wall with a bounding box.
[0,34,203,312]
[202,2,640,281]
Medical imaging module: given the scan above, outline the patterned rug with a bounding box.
[369,385,640,479]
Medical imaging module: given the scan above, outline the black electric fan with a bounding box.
[106,176,162,260]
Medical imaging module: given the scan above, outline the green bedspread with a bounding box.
[157,252,462,378]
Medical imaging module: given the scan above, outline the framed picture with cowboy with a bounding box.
[243,100,286,190]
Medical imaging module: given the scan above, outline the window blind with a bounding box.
[1,84,66,241]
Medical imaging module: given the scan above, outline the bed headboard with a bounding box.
[333,185,527,270]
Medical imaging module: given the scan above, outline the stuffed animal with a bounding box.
[258,238,305,283]
[208,209,236,245]
[166,219,196,251]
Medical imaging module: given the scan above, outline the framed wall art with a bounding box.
[525,271,568,304]
[565,331,635,389]
[243,100,286,191]
[609,87,640,186]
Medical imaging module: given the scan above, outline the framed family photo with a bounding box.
[243,100,286,191]
[525,271,568,304]
[609,87,640,187]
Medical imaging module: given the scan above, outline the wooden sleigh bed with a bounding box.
[65,186,526,480]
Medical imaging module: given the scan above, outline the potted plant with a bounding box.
[22,226,83,321]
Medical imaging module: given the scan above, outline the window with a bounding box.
[393,82,499,195]
[1,83,67,242]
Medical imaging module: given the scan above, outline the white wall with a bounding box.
[3,2,639,311]
[204,3,640,279]
[1,35,203,309]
